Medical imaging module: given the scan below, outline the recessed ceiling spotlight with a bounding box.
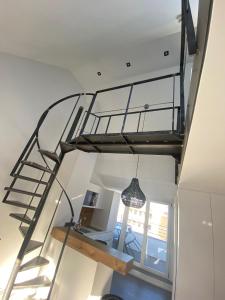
[164,50,169,56]
[126,62,131,67]
[97,72,102,76]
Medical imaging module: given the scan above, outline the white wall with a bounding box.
[174,189,214,300]
[174,189,225,300]
[92,153,177,201]
[0,52,84,291]
[173,1,225,299]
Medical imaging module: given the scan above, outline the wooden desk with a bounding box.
[51,226,134,275]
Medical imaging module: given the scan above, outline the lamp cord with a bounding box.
[135,155,140,178]
[135,107,147,178]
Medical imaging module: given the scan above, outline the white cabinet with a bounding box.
[85,182,104,209]
[175,189,214,300]
[211,194,225,300]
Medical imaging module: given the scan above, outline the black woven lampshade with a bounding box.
[121,178,146,208]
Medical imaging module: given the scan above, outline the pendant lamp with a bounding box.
[121,156,146,208]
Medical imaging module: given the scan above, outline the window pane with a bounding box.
[144,202,169,274]
[123,204,146,263]
[112,201,125,249]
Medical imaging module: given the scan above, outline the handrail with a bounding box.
[36,93,94,135]
[10,92,94,227]
[11,92,94,175]
[96,72,180,93]
[92,106,180,119]
[93,101,174,116]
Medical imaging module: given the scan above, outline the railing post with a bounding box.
[90,116,97,134]
[183,0,197,55]
[105,116,111,134]
[172,75,176,131]
[176,107,181,133]
[137,112,142,132]
[95,117,101,134]
[179,0,186,134]
[121,85,133,133]
[80,93,97,135]
[66,106,84,142]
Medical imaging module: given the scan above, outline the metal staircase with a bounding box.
[1,93,93,300]
[1,0,197,298]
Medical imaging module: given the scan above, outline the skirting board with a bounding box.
[129,269,172,292]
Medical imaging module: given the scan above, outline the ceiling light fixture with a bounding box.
[121,156,146,209]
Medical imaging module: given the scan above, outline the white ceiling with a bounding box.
[0,0,199,89]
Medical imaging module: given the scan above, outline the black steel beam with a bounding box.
[183,0,198,55]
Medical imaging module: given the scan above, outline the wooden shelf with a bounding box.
[51,227,134,275]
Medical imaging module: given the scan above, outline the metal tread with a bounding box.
[19,256,49,272]
[10,213,32,225]
[39,149,61,164]
[21,160,54,174]
[60,141,76,153]
[4,187,42,198]
[13,276,51,289]
[13,174,48,185]
[25,240,43,254]
[19,226,29,237]
[4,200,36,211]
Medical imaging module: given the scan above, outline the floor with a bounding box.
[110,272,172,300]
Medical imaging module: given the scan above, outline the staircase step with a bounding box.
[25,240,43,254]
[4,187,42,198]
[39,149,61,164]
[14,276,51,289]
[19,256,49,272]
[60,141,76,153]
[10,213,32,225]
[4,200,36,211]
[19,226,29,237]
[13,174,48,185]
[21,160,54,174]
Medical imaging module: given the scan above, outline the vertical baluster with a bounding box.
[105,116,111,134]
[172,75,175,131]
[95,117,101,134]
[80,93,97,135]
[121,85,133,133]
[90,116,97,135]
[66,106,84,141]
[55,95,80,151]
[137,112,142,132]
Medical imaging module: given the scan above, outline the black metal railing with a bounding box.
[87,105,181,135]
[80,73,182,136]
